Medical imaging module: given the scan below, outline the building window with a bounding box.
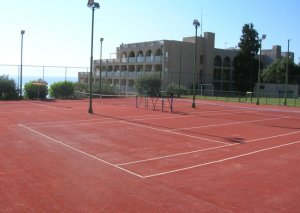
[213,68,222,80]
[200,55,204,64]
[223,57,231,67]
[214,55,222,66]
[223,69,231,80]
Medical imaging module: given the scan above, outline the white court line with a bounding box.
[25,101,74,110]
[18,124,145,179]
[31,120,121,128]
[120,120,230,145]
[22,113,178,127]
[246,130,300,143]
[117,129,300,166]
[117,144,235,166]
[127,109,257,122]
[171,116,289,131]
[19,108,281,129]
[182,98,300,114]
[144,139,300,178]
[0,109,45,114]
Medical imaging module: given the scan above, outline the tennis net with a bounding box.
[75,91,137,107]
[75,91,177,112]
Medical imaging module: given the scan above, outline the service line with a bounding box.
[171,116,289,131]
[18,124,145,179]
[144,139,300,178]
[120,120,230,145]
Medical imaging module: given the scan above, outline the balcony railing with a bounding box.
[137,57,144,63]
[84,70,161,79]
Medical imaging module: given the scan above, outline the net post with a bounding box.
[170,92,174,113]
[135,95,138,108]
[162,96,164,112]
[170,96,173,113]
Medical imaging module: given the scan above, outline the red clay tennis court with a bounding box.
[1,97,300,212]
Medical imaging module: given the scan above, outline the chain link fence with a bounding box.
[0,64,88,90]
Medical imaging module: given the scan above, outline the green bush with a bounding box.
[93,83,118,95]
[49,81,75,99]
[0,75,18,100]
[73,82,88,92]
[24,81,48,100]
[166,83,188,96]
[135,74,161,96]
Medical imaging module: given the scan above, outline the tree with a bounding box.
[233,23,260,92]
[0,75,18,100]
[262,58,300,84]
[134,74,161,96]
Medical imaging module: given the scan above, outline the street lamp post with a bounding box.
[284,39,290,106]
[178,46,182,97]
[256,34,266,105]
[99,37,104,94]
[87,0,100,114]
[20,30,25,97]
[160,44,163,89]
[192,19,200,108]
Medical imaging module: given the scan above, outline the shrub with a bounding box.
[166,83,188,96]
[0,75,18,100]
[73,82,88,92]
[24,81,48,100]
[135,74,161,96]
[49,81,75,99]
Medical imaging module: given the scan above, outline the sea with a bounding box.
[9,76,78,89]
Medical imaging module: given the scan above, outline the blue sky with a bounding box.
[1,0,299,68]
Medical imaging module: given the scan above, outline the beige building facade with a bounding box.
[78,32,292,94]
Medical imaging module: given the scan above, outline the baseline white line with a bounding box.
[117,144,235,166]
[172,116,289,131]
[117,129,300,166]
[22,113,177,127]
[120,121,230,145]
[126,109,255,122]
[25,101,73,110]
[144,139,300,178]
[18,124,145,179]
[32,120,121,128]
[24,117,116,125]
[246,130,300,143]
[189,98,300,114]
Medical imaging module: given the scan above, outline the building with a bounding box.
[78,32,293,94]
[261,45,294,66]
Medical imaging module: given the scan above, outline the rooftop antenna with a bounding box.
[200,6,203,37]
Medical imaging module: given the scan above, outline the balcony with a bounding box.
[128,57,136,63]
[137,57,144,63]
[154,56,162,62]
[145,56,153,62]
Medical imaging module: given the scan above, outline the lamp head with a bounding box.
[87,0,100,9]
[262,34,266,40]
[100,38,104,42]
[94,2,100,8]
[21,30,25,35]
[193,19,200,28]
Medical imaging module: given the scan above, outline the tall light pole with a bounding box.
[160,44,163,89]
[99,37,104,94]
[256,34,266,105]
[20,30,25,97]
[87,0,100,114]
[192,19,200,108]
[284,39,290,106]
[178,46,182,97]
